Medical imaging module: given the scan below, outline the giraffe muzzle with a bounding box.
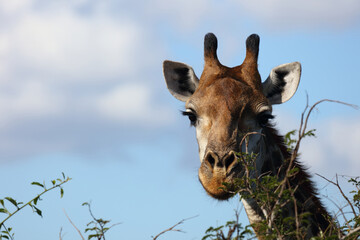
[198,151,241,200]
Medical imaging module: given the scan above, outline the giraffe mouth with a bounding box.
[198,160,243,200]
[199,177,237,200]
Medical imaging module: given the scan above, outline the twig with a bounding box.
[239,131,264,155]
[2,223,14,240]
[342,226,360,239]
[287,179,300,240]
[63,209,85,240]
[320,193,350,230]
[0,178,71,227]
[286,98,357,238]
[59,227,64,240]
[316,173,356,217]
[268,98,357,238]
[238,131,263,192]
[81,202,121,240]
[152,215,198,240]
[292,99,358,165]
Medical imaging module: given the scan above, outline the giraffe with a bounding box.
[163,33,334,239]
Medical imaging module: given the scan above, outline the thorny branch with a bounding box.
[63,209,85,240]
[316,173,360,239]
[316,174,357,218]
[284,99,357,237]
[292,98,358,163]
[152,215,198,240]
[237,98,358,239]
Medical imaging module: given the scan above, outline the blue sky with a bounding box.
[0,0,360,239]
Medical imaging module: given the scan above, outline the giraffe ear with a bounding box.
[262,62,301,105]
[163,60,199,102]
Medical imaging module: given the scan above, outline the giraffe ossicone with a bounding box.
[163,33,332,239]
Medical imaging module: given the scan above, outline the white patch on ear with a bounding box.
[163,60,199,102]
[262,62,301,105]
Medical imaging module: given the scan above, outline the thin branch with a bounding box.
[238,131,264,194]
[292,99,358,165]
[316,173,356,217]
[59,227,64,240]
[239,132,264,155]
[2,223,14,240]
[0,178,71,227]
[287,179,300,240]
[321,193,350,230]
[341,226,360,239]
[152,215,198,240]
[266,98,358,239]
[84,202,106,239]
[63,209,85,240]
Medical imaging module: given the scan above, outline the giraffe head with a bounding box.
[163,33,301,200]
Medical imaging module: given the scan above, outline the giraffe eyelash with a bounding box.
[181,110,198,126]
[257,112,274,127]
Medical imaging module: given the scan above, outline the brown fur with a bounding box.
[165,33,333,239]
[194,35,333,237]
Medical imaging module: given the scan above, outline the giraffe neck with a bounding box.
[241,126,333,239]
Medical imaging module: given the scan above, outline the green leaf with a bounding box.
[86,221,96,227]
[1,235,9,239]
[33,196,40,205]
[62,172,65,179]
[60,188,64,198]
[31,182,44,188]
[0,199,4,207]
[33,206,42,217]
[304,129,316,138]
[0,208,9,214]
[88,234,98,240]
[85,227,98,233]
[4,197,18,208]
[51,180,56,185]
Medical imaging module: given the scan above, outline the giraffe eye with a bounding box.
[182,110,198,126]
[257,112,274,127]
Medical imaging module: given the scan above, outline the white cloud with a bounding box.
[0,0,168,125]
[97,84,174,125]
[0,0,357,162]
[236,0,360,30]
[147,0,213,31]
[275,111,360,176]
[0,0,173,161]
[0,0,32,14]
[0,80,64,128]
[0,0,89,15]
[301,118,360,176]
[0,0,153,128]
[2,10,141,82]
[326,119,360,170]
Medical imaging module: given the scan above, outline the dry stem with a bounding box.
[152,215,198,240]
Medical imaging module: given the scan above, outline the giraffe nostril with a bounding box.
[207,155,215,168]
[205,152,216,169]
[224,152,236,170]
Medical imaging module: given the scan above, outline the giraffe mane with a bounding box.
[264,126,333,235]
